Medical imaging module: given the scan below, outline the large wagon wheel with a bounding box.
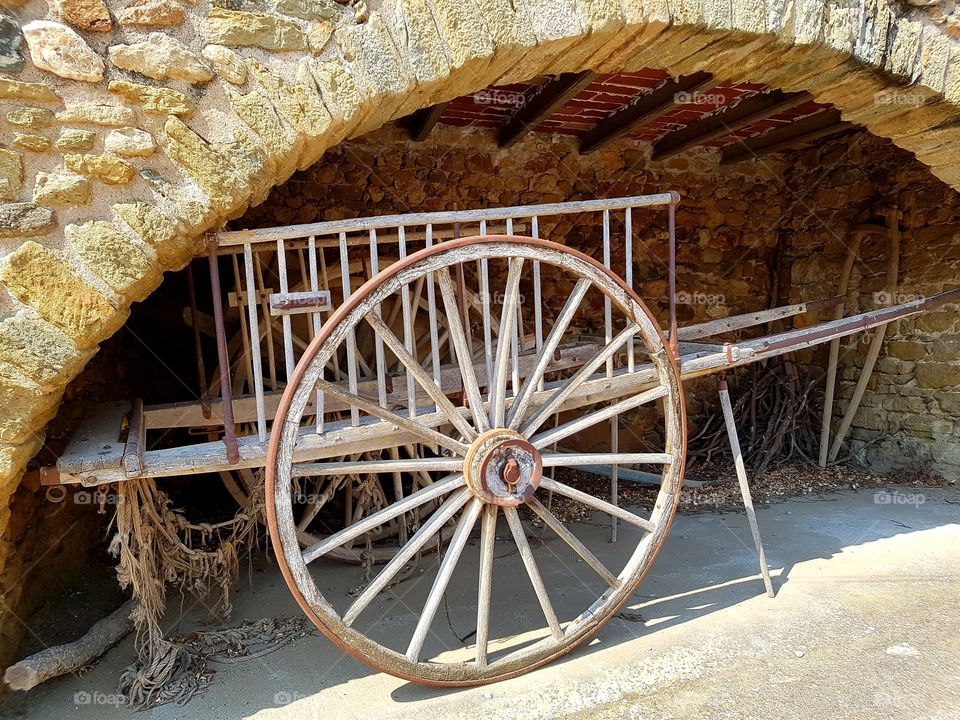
[267,236,686,684]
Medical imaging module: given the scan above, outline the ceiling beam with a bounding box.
[650,90,812,160]
[497,71,598,148]
[720,108,852,165]
[408,102,449,142]
[579,71,714,154]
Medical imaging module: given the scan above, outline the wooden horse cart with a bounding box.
[40,193,958,686]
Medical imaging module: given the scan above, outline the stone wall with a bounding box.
[784,132,960,480]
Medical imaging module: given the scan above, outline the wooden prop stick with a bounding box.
[828,211,901,463]
[5,600,135,691]
[818,226,881,466]
[718,380,775,598]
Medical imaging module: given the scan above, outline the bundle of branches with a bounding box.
[686,358,825,478]
[108,474,264,710]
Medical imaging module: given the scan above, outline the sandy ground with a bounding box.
[3,486,959,720]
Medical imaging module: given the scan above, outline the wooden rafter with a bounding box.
[579,71,713,154]
[408,102,449,141]
[720,108,852,165]
[650,90,811,159]
[497,71,598,148]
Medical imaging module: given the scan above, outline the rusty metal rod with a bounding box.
[207,236,240,465]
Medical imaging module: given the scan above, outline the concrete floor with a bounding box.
[4,487,959,720]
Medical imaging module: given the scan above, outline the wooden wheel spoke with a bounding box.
[343,488,472,627]
[527,498,620,588]
[315,378,468,455]
[293,457,462,476]
[301,475,466,564]
[539,478,655,533]
[504,507,563,640]
[540,452,673,467]
[530,385,667,450]
[508,278,591,429]
[437,267,490,433]
[520,324,640,437]
[490,257,524,427]
[405,498,483,662]
[475,504,497,667]
[364,312,478,442]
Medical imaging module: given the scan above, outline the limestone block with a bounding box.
[21,20,105,83]
[108,80,196,117]
[0,202,54,238]
[57,102,136,127]
[108,34,213,84]
[202,44,247,85]
[0,150,22,201]
[53,0,113,33]
[0,241,126,347]
[66,220,161,301]
[64,153,136,185]
[118,0,186,28]
[32,169,91,207]
[104,128,156,157]
[56,128,96,151]
[203,8,308,51]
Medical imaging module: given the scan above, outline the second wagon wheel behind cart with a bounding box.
[268,235,686,685]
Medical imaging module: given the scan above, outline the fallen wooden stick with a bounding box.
[4,599,135,691]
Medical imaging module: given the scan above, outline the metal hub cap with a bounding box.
[464,429,543,507]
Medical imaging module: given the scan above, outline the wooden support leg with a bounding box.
[718,379,775,598]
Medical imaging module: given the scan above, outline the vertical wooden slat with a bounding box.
[625,208,635,373]
[276,239,296,383]
[603,209,618,542]
[307,236,323,433]
[398,226,417,418]
[369,228,388,408]
[424,224,443,389]
[339,232,360,426]
[254,252,277,391]
[479,221,493,388]
[506,218,520,394]
[243,244,267,441]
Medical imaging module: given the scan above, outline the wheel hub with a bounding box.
[464,429,542,507]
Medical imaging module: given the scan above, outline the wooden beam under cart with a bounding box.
[44,288,960,487]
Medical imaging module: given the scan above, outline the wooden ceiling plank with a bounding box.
[720,108,853,165]
[579,71,714,154]
[408,102,450,142]
[651,90,812,159]
[497,71,599,148]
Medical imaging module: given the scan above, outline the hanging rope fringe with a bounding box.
[109,474,266,710]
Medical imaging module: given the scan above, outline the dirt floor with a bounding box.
[2,484,959,720]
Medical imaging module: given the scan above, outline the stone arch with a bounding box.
[0,0,958,535]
